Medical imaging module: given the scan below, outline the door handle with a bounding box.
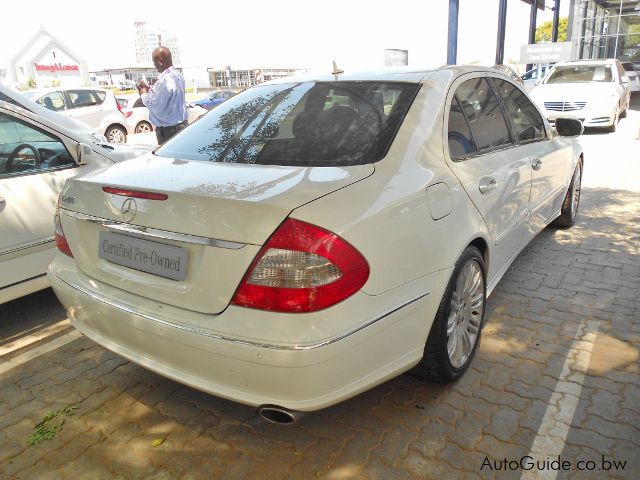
[478,178,497,194]
[532,158,543,171]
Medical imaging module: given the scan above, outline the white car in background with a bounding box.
[0,85,150,304]
[49,67,584,421]
[117,94,208,134]
[22,87,133,143]
[621,61,640,93]
[530,59,631,131]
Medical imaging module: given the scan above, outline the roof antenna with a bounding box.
[332,61,344,78]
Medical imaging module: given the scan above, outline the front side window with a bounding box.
[545,65,613,84]
[454,78,512,152]
[0,113,75,177]
[156,81,420,166]
[492,78,545,143]
[37,91,66,111]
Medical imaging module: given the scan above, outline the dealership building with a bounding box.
[0,26,90,89]
[570,0,640,62]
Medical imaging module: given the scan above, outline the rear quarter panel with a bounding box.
[291,71,490,298]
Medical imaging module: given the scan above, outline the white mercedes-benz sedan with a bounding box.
[530,59,631,132]
[48,66,584,420]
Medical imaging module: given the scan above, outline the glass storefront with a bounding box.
[572,0,640,63]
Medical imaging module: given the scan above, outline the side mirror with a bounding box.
[555,118,583,137]
[75,143,92,165]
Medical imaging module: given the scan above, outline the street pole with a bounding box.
[495,0,508,65]
[447,0,459,65]
[527,0,539,71]
[552,0,561,42]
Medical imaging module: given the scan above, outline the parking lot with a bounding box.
[1,100,638,479]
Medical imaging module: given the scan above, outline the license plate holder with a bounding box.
[98,231,188,281]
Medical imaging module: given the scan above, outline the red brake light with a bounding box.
[231,219,369,313]
[102,187,168,200]
[125,111,132,118]
[54,196,73,257]
[116,100,125,116]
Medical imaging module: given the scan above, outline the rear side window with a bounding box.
[454,78,511,152]
[67,90,103,108]
[492,78,545,143]
[156,81,420,166]
[621,63,635,72]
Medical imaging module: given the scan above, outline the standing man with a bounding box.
[137,47,188,144]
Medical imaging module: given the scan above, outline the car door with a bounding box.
[444,74,532,280]
[0,109,78,290]
[490,77,568,239]
[63,90,106,130]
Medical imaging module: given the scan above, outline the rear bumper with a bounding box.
[48,255,446,411]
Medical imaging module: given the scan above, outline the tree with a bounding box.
[535,18,568,43]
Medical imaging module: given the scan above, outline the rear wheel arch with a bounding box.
[468,236,490,275]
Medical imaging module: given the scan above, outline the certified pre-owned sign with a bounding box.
[98,231,188,281]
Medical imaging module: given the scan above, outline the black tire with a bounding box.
[552,159,582,228]
[135,121,153,134]
[607,113,618,132]
[105,125,127,144]
[412,246,486,383]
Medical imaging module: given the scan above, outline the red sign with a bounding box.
[34,63,79,72]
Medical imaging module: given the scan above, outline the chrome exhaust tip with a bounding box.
[258,405,303,425]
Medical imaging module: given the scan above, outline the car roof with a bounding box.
[555,59,618,66]
[24,86,111,95]
[262,65,512,86]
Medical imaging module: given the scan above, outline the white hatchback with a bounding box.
[22,87,134,143]
[48,67,584,421]
[0,85,151,304]
[116,95,208,134]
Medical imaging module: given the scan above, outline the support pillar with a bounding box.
[447,0,459,65]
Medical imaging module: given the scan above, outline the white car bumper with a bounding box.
[48,255,447,411]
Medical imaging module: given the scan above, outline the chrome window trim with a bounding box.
[51,270,430,351]
[62,209,246,250]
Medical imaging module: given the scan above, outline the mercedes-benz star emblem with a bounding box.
[121,198,137,223]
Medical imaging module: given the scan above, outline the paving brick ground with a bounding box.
[1,107,639,479]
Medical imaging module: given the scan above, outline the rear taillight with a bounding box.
[124,111,132,118]
[116,101,125,116]
[54,196,73,257]
[231,219,369,313]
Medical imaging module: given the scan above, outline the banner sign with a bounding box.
[520,42,572,64]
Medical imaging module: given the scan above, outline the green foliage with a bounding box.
[535,18,568,43]
[27,77,37,89]
[27,404,79,446]
[628,24,640,48]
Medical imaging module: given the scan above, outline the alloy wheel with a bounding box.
[446,260,484,368]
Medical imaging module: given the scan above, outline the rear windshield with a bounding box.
[155,81,420,166]
[545,65,613,84]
